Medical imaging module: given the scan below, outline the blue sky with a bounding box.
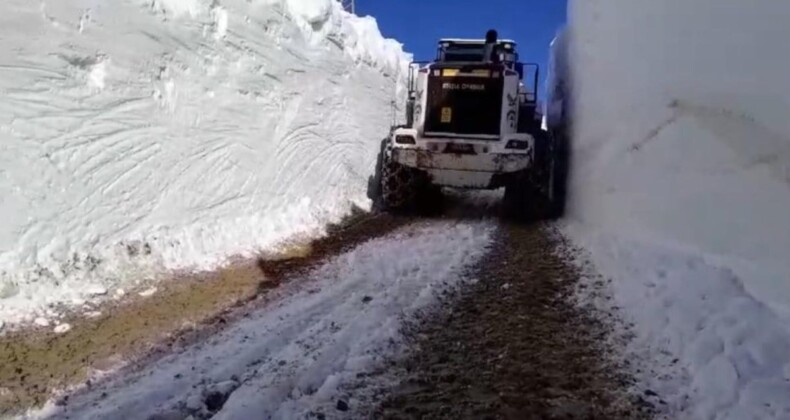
[356,0,567,95]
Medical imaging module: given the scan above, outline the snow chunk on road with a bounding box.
[34,318,50,327]
[86,286,108,297]
[53,323,72,334]
[40,220,495,420]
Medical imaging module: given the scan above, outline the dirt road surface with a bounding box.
[2,196,649,419]
[376,222,650,419]
[0,211,408,417]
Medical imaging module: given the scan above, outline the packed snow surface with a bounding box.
[564,0,790,418]
[0,0,409,327]
[34,221,495,420]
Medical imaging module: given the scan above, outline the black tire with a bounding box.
[502,174,551,223]
[380,148,417,212]
[380,147,442,215]
[502,129,561,223]
[416,182,445,217]
[517,104,534,134]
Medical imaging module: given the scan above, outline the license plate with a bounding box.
[445,143,475,154]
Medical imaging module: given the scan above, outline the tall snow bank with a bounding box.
[564,0,790,418]
[0,0,409,327]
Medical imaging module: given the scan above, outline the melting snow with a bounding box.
[35,221,495,419]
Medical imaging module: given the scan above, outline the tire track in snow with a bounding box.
[39,220,495,420]
[0,64,69,79]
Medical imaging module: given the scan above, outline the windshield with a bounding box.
[439,44,486,62]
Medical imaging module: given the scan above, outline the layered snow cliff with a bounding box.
[562,0,790,418]
[0,0,409,328]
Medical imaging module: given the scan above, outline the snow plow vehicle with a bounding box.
[370,33,568,220]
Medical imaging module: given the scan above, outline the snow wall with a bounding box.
[566,0,790,320]
[564,0,790,417]
[0,0,409,327]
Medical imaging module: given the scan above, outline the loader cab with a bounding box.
[436,39,520,70]
[402,37,541,133]
[432,38,539,104]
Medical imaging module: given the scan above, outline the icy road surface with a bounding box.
[37,220,494,420]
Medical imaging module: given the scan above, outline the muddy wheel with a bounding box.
[502,177,550,223]
[380,149,418,212]
[416,183,445,217]
[504,128,568,222]
[380,148,442,215]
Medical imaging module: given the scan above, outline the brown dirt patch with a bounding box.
[0,210,407,417]
[376,222,652,420]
